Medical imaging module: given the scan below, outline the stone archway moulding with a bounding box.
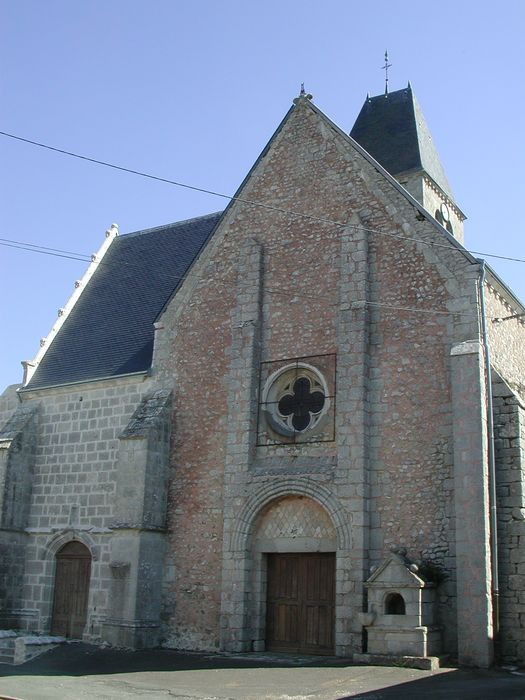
[44,529,99,561]
[228,478,351,552]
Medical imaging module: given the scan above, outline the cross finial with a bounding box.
[382,50,392,96]
[295,83,312,101]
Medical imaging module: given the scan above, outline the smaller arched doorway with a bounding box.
[51,541,91,638]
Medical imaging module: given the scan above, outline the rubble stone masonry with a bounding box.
[1,96,523,667]
[153,97,482,655]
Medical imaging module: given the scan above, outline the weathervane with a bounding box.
[382,50,392,96]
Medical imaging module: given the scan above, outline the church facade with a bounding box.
[1,86,524,667]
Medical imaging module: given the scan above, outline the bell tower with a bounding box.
[350,84,466,243]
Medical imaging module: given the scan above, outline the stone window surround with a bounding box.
[261,362,331,437]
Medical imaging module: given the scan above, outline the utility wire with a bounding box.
[0,240,91,262]
[0,134,522,322]
[0,239,338,304]
[0,238,92,259]
[0,238,484,320]
[1,130,525,265]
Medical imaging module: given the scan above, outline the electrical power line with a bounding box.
[1,130,525,265]
[0,239,91,263]
[0,238,92,258]
[1,132,523,324]
[0,237,484,320]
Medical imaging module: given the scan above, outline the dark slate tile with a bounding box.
[350,86,452,198]
[28,212,222,389]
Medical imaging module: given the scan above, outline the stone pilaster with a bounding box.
[220,238,263,652]
[0,403,39,627]
[450,339,493,667]
[335,218,370,655]
[102,389,171,648]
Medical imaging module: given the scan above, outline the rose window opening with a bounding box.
[261,362,331,438]
[277,376,325,431]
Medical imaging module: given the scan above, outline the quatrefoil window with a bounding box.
[262,363,330,437]
[278,376,325,431]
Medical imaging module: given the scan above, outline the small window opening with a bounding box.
[385,592,406,615]
[434,208,454,235]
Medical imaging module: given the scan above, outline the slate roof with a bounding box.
[350,85,453,199]
[26,212,222,389]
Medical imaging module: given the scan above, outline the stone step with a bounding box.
[353,652,446,671]
[0,633,66,665]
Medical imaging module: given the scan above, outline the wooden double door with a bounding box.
[266,552,335,655]
[51,541,91,639]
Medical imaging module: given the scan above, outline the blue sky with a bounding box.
[1,1,524,390]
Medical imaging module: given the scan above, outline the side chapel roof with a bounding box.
[350,85,453,199]
[25,212,222,389]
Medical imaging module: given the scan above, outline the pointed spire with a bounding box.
[350,85,454,200]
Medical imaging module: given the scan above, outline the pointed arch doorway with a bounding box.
[51,541,91,638]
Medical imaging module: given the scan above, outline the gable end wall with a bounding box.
[154,98,482,656]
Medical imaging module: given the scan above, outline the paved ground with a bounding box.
[1,644,525,700]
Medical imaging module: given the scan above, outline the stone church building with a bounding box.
[1,85,524,668]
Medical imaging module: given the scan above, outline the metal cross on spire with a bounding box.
[382,50,392,96]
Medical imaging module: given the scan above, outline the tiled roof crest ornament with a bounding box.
[105,223,119,238]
